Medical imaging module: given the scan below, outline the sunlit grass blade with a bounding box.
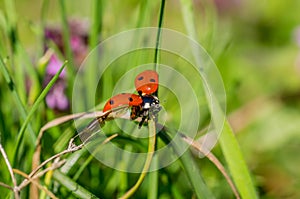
[13,61,67,166]
[219,120,258,199]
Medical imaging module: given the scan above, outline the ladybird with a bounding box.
[134,70,158,95]
[103,70,160,128]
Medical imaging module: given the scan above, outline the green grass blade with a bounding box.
[4,0,17,27]
[174,141,214,199]
[0,55,36,143]
[84,0,103,107]
[136,0,149,28]
[59,0,75,92]
[17,43,41,104]
[13,61,67,166]
[53,170,99,199]
[179,0,197,40]
[219,120,258,199]
[179,0,257,197]
[158,127,214,199]
[89,0,102,49]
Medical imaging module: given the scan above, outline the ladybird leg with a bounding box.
[138,116,147,129]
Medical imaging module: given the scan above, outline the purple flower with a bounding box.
[46,79,69,111]
[43,19,89,111]
[44,54,69,111]
[44,19,89,67]
[46,54,66,77]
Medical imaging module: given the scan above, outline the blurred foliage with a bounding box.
[0,0,300,198]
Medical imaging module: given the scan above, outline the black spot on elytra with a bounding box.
[128,97,133,102]
[137,76,144,81]
[150,78,156,82]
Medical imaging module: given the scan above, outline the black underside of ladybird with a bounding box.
[130,94,161,128]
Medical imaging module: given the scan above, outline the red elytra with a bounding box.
[103,93,142,112]
[103,70,159,112]
[134,70,158,95]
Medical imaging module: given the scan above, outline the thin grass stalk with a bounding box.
[119,119,156,199]
[153,0,165,73]
[147,154,158,199]
[146,1,166,197]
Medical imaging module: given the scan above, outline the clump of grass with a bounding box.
[0,0,259,198]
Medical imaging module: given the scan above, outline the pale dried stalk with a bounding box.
[180,133,240,199]
[0,181,13,190]
[19,132,118,191]
[0,143,20,199]
[17,159,66,190]
[30,110,109,197]
[13,169,59,199]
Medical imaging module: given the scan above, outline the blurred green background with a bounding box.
[1,0,300,198]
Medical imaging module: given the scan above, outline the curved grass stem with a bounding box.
[119,120,156,199]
